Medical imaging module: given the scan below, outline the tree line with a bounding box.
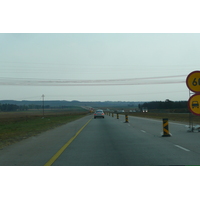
[0,104,26,112]
[0,104,50,112]
[138,99,188,112]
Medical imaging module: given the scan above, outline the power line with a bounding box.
[0,75,186,86]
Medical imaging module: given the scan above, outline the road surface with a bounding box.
[0,113,200,166]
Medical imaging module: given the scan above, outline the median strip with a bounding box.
[44,118,92,166]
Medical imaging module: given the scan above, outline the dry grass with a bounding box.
[0,109,88,149]
[129,112,200,124]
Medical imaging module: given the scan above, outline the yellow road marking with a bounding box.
[44,118,92,166]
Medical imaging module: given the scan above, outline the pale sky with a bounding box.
[0,1,200,102]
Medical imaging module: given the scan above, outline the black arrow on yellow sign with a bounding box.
[162,118,171,137]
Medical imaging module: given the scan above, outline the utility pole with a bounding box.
[42,94,45,117]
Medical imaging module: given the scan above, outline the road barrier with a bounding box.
[124,114,129,123]
[162,118,171,137]
[105,112,172,137]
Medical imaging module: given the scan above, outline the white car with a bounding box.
[94,110,105,119]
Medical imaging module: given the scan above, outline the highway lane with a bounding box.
[1,113,200,166]
[118,114,200,156]
[52,114,200,166]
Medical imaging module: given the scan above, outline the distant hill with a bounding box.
[0,100,142,108]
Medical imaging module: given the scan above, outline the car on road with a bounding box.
[117,110,125,113]
[94,110,105,119]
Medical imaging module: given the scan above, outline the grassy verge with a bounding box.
[0,111,88,149]
[129,112,200,124]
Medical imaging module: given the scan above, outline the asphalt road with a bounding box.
[1,113,200,166]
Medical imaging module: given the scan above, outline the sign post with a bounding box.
[186,71,200,131]
[186,71,200,93]
[188,94,200,116]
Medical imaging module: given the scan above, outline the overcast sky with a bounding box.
[0,33,199,102]
[1,1,200,102]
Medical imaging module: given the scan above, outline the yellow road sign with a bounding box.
[186,71,200,93]
[188,94,200,116]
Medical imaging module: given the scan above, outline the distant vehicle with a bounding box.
[94,110,105,119]
[142,107,148,112]
[192,101,199,108]
[117,110,125,113]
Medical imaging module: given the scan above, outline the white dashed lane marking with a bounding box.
[175,145,190,152]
